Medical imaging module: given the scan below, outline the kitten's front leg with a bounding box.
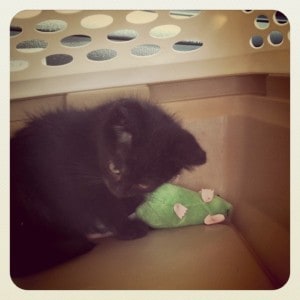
[88,218,149,240]
[116,218,149,240]
[98,195,149,240]
[114,195,149,240]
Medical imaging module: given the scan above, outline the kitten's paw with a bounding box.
[117,219,149,240]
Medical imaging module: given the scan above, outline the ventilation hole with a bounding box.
[150,25,181,39]
[44,54,73,66]
[126,11,158,24]
[81,14,113,29]
[87,49,117,61]
[36,19,67,33]
[14,10,42,19]
[131,44,160,57]
[254,15,269,29]
[10,60,29,72]
[250,35,264,48]
[169,10,200,19]
[268,31,283,46]
[16,39,48,53]
[274,11,288,25]
[10,25,22,37]
[173,40,203,52]
[61,35,91,47]
[107,29,138,42]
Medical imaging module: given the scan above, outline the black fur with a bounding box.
[10,98,206,276]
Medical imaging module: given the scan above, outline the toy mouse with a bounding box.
[136,183,233,228]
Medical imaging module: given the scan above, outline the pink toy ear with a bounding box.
[173,203,188,219]
[200,189,215,202]
[204,214,225,225]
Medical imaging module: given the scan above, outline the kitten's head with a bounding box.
[98,99,206,198]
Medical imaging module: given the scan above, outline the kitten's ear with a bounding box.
[172,130,206,168]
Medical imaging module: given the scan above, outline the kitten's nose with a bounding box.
[110,183,136,198]
[111,186,127,198]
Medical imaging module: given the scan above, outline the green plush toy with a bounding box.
[136,183,233,229]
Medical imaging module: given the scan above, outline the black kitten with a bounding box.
[10,98,206,276]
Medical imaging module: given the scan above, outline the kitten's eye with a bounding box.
[108,161,121,176]
[137,183,150,190]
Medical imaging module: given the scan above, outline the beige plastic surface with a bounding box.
[10,10,289,99]
[13,225,273,290]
